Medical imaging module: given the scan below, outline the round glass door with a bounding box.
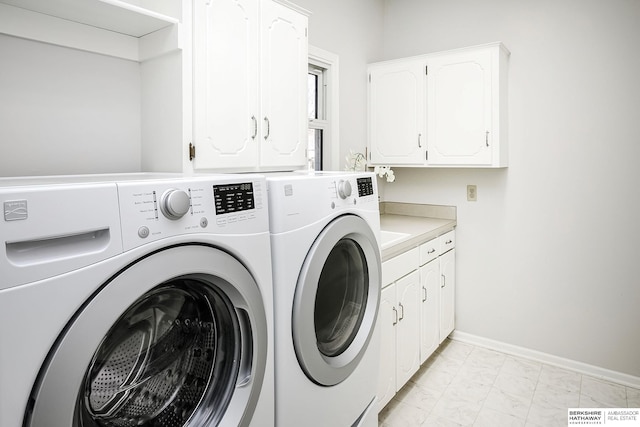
[292,215,381,386]
[75,281,240,427]
[26,245,267,427]
[315,239,368,358]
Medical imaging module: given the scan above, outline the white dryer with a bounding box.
[0,174,274,427]
[266,172,381,427]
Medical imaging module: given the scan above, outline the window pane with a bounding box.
[308,73,318,120]
[307,128,323,171]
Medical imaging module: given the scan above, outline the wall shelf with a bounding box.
[0,0,180,61]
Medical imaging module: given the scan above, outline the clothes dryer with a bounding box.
[266,171,381,427]
[0,174,274,427]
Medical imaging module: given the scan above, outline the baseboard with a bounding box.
[450,331,640,389]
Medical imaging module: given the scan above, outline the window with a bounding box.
[308,46,339,171]
[308,65,325,170]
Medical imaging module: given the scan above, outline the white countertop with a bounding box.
[379,203,457,262]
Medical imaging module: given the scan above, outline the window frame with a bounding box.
[308,46,339,171]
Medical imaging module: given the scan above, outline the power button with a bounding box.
[138,226,150,239]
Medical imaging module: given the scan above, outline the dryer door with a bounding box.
[292,214,381,386]
[25,245,267,427]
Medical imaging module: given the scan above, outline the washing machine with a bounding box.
[266,171,382,427]
[0,173,274,427]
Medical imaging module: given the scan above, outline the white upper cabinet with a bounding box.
[368,60,427,165]
[259,1,308,169]
[427,44,509,167]
[192,0,308,172]
[193,0,259,170]
[367,42,509,168]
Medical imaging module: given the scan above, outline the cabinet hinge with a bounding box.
[189,142,195,161]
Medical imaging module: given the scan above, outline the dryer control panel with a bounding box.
[118,176,268,251]
[266,172,379,234]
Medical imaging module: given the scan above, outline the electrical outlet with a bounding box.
[467,185,477,201]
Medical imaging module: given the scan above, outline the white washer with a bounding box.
[0,173,274,427]
[267,171,381,427]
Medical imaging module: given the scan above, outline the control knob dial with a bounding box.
[337,180,352,199]
[160,189,190,220]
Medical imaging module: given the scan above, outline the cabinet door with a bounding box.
[376,285,397,412]
[427,49,493,166]
[419,259,440,364]
[369,60,426,165]
[259,0,308,169]
[193,0,259,170]
[395,270,420,389]
[439,249,456,342]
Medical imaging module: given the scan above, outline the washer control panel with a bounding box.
[117,176,267,251]
[213,182,255,214]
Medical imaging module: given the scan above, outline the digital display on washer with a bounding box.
[213,182,254,214]
[357,177,374,197]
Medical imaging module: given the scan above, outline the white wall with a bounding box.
[290,0,385,170]
[381,0,640,377]
[0,35,141,176]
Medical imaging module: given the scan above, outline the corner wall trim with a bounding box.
[450,331,640,389]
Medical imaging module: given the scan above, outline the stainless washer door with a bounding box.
[292,215,381,386]
[26,244,267,427]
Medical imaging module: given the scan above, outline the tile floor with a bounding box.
[378,339,640,426]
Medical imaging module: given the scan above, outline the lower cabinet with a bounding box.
[377,271,421,410]
[376,249,420,411]
[419,257,440,364]
[439,248,456,341]
[377,229,456,412]
[395,271,421,387]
